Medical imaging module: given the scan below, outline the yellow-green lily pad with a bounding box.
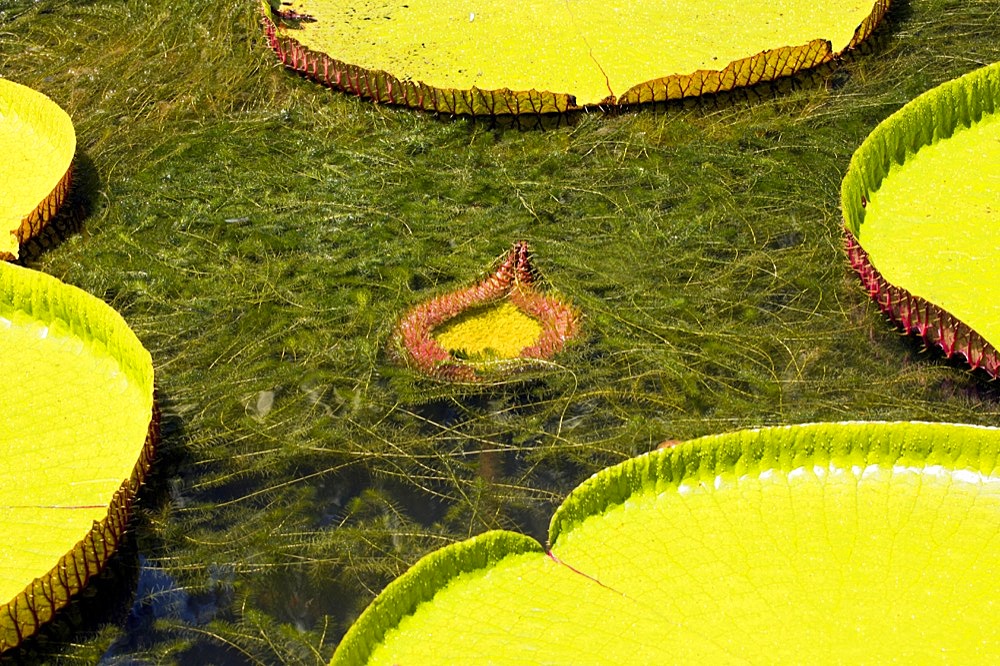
[0,261,156,652]
[842,61,1000,376]
[264,0,889,114]
[0,79,75,260]
[333,421,1000,664]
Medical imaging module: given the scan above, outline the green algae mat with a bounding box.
[333,421,1000,665]
[0,261,156,651]
[0,79,75,261]
[264,0,889,114]
[842,61,1000,377]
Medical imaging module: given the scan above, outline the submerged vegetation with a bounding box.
[2,0,1000,662]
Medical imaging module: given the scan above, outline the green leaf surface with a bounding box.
[334,421,1000,665]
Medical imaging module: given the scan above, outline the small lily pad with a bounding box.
[393,242,580,382]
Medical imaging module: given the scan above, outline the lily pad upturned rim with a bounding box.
[262,0,890,116]
[0,262,158,653]
[841,61,1000,377]
[0,78,76,261]
[332,420,1000,665]
[392,242,581,382]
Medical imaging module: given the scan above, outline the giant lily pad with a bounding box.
[0,79,75,260]
[842,61,1000,377]
[263,0,890,114]
[0,261,156,652]
[333,421,1000,664]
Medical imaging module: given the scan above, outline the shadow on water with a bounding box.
[0,533,139,665]
[5,393,251,665]
[100,394,255,665]
[3,386,246,665]
[892,333,1000,402]
[403,379,594,543]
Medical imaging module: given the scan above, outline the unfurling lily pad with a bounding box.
[332,421,1000,665]
[842,61,1000,377]
[393,242,580,382]
[0,261,157,652]
[263,0,889,115]
[0,79,75,260]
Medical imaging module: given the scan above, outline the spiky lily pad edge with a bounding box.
[260,4,571,116]
[330,421,1000,665]
[262,0,890,116]
[0,264,159,652]
[617,0,890,107]
[844,230,999,377]
[0,405,158,653]
[841,60,1000,378]
[0,164,73,263]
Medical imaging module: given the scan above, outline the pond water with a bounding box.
[4,0,1000,663]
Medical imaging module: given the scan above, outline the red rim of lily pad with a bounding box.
[393,242,581,382]
[844,230,1000,377]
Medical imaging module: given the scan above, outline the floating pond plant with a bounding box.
[0,261,157,652]
[0,79,75,261]
[332,421,1000,665]
[393,242,580,382]
[842,61,1000,377]
[263,0,889,114]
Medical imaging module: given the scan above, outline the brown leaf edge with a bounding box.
[261,7,575,115]
[844,229,1000,378]
[262,0,890,115]
[1,163,73,263]
[617,0,890,105]
[391,242,581,382]
[0,400,160,653]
